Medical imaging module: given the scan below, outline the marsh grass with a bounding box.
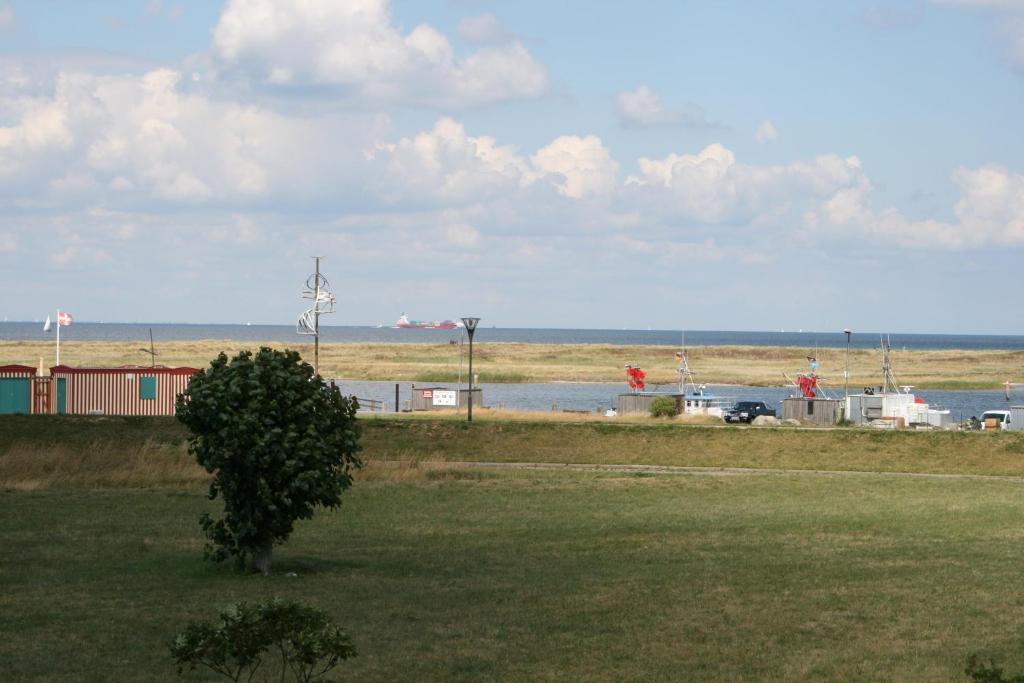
[412,370,531,383]
[3,339,1020,388]
[0,440,205,491]
[0,416,202,490]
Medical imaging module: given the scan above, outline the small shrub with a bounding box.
[966,653,1024,683]
[649,396,677,418]
[170,598,356,682]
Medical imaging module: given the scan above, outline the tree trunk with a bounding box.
[248,545,272,575]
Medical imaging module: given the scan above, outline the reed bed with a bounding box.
[2,339,1021,388]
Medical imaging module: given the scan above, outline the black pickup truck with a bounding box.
[723,401,776,424]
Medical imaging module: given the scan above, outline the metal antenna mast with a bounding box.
[297,256,336,376]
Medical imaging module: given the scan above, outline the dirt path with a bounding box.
[375,459,1024,484]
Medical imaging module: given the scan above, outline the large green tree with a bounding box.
[176,347,360,574]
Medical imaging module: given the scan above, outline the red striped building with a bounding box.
[0,365,35,376]
[48,366,199,416]
[0,364,35,379]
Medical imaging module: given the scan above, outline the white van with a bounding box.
[981,410,1012,431]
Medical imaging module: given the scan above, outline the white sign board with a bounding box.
[432,390,457,407]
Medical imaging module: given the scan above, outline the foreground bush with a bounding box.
[649,396,678,418]
[170,598,356,682]
[176,348,361,574]
[966,652,1024,682]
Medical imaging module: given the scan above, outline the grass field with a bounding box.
[2,339,1021,388]
[5,416,1024,680]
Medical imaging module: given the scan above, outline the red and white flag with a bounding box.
[58,311,73,326]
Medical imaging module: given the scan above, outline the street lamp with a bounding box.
[461,317,480,421]
[843,328,852,398]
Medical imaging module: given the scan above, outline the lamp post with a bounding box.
[843,328,852,398]
[461,317,480,421]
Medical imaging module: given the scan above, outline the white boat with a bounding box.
[676,347,728,417]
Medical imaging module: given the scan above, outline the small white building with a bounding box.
[845,389,952,428]
[409,386,482,411]
[1010,406,1024,432]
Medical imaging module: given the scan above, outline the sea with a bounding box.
[2,322,1019,418]
[2,322,1023,350]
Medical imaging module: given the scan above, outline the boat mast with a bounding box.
[677,330,700,395]
[880,335,900,394]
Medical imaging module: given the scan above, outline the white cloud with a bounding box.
[368,117,530,203]
[370,119,618,202]
[0,67,387,204]
[0,231,15,252]
[211,0,547,107]
[755,120,779,144]
[626,143,866,225]
[615,85,715,128]
[0,70,79,164]
[531,135,618,199]
[809,164,1024,248]
[616,86,671,126]
[1,53,1020,279]
[458,14,514,45]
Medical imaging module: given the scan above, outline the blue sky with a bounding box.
[1,0,1022,333]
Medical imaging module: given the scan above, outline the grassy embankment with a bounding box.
[4,414,1024,489]
[5,416,1024,680]
[2,339,1021,388]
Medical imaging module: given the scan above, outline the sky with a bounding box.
[1,0,1022,333]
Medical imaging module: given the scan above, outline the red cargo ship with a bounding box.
[394,313,461,330]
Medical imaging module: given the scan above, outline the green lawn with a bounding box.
[4,469,1024,680]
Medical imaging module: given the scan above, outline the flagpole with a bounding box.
[56,309,60,367]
